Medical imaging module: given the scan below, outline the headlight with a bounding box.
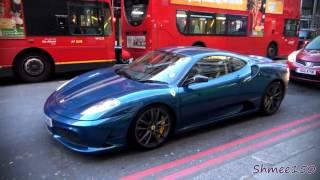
[81,98,121,115]
[288,50,299,62]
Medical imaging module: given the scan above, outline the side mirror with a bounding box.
[303,41,310,48]
[184,74,209,86]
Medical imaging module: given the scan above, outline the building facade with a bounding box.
[301,0,320,29]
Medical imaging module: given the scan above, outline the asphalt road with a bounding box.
[0,74,320,180]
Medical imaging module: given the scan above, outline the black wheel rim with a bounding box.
[135,108,171,148]
[264,83,283,113]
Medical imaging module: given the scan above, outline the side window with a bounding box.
[229,57,246,72]
[176,10,248,36]
[69,5,100,35]
[185,56,247,84]
[176,10,187,34]
[103,3,112,35]
[68,2,111,35]
[215,14,227,35]
[189,12,215,35]
[187,56,231,81]
[227,15,248,35]
[284,19,299,37]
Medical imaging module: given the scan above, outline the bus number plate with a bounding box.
[127,36,146,49]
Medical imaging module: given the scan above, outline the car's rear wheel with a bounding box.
[129,106,172,149]
[261,81,284,115]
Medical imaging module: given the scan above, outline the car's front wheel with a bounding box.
[261,81,285,115]
[129,105,173,150]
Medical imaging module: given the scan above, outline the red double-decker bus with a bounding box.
[0,0,115,82]
[121,0,300,59]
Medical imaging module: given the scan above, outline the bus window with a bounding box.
[176,11,187,34]
[189,13,214,35]
[227,15,248,36]
[68,4,102,35]
[284,19,299,37]
[215,14,226,35]
[124,0,149,26]
[103,4,112,35]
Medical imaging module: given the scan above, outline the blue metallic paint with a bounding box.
[44,47,289,153]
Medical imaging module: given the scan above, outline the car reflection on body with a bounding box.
[44,47,289,153]
[288,36,320,83]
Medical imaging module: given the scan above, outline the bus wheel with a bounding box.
[16,53,53,83]
[267,43,278,59]
[192,42,206,47]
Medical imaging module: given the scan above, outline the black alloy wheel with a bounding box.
[130,106,172,149]
[261,81,284,115]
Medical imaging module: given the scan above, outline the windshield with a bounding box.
[305,36,320,50]
[124,0,149,26]
[115,51,190,84]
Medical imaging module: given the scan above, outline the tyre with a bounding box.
[260,81,285,115]
[192,42,206,47]
[267,43,278,59]
[129,105,173,149]
[15,52,53,82]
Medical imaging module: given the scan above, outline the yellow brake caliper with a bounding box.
[159,116,166,136]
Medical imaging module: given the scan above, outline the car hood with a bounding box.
[297,49,320,62]
[51,68,166,120]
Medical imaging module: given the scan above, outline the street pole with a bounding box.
[311,0,318,28]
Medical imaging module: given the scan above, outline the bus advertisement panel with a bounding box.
[0,0,24,38]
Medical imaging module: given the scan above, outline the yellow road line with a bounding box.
[55,59,115,65]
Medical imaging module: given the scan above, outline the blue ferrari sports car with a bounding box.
[44,47,289,153]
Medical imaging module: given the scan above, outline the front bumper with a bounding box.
[44,107,134,153]
[287,61,320,83]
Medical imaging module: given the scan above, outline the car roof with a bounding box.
[158,46,229,57]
